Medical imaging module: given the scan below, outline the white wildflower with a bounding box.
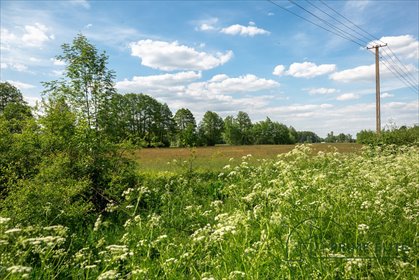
[0,217,11,224]
[5,228,22,234]
[357,224,369,234]
[7,265,32,274]
[94,215,102,231]
[98,270,120,280]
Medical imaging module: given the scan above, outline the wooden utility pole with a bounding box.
[367,43,387,134]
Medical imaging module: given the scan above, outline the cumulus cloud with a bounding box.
[22,23,54,47]
[329,63,417,83]
[5,80,36,90]
[1,23,54,49]
[306,87,338,95]
[195,18,219,31]
[336,93,360,101]
[381,92,394,98]
[368,35,419,60]
[0,63,28,72]
[287,62,336,78]
[272,65,285,76]
[129,40,233,71]
[116,71,202,93]
[187,74,279,96]
[51,58,66,66]
[273,62,337,78]
[220,24,270,37]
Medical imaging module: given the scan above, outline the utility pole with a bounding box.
[367,43,387,134]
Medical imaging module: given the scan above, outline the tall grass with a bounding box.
[1,145,417,279]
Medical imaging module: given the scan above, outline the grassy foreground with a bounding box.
[132,143,362,173]
[1,144,418,279]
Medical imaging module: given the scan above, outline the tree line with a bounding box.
[1,34,357,150]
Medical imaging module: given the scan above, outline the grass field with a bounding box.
[131,143,363,173]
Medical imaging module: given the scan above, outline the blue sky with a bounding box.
[1,0,418,137]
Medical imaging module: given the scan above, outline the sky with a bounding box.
[1,0,418,137]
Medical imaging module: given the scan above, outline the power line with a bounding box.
[283,0,419,95]
[266,0,366,48]
[305,0,372,45]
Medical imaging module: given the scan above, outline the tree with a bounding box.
[198,111,224,146]
[174,108,197,147]
[253,118,292,144]
[296,131,322,143]
[0,82,26,113]
[43,34,116,132]
[223,111,253,145]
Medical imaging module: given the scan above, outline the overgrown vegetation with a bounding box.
[357,126,419,146]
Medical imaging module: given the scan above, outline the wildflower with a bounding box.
[5,228,22,234]
[94,215,102,231]
[357,224,369,234]
[7,265,32,274]
[132,268,148,275]
[0,217,11,224]
[223,164,231,169]
[84,265,97,269]
[0,239,9,245]
[98,270,120,280]
[229,270,246,278]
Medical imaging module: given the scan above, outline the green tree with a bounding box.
[296,131,322,143]
[253,118,292,144]
[198,111,224,146]
[174,108,197,147]
[43,34,116,132]
[223,111,253,145]
[0,82,25,113]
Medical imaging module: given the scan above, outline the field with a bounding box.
[1,144,418,279]
[132,143,362,173]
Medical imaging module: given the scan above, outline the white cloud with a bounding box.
[116,71,202,93]
[51,58,66,66]
[272,65,285,76]
[1,24,54,49]
[195,18,219,31]
[130,40,233,71]
[22,23,54,47]
[381,92,394,98]
[330,63,417,83]
[220,24,270,37]
[5,80,36,90]
[306,87,338,95]
[336,93,360,101]
[369,35,419,60]
[286,62,336,78]
[187,74,279,96]
[0,63,28,72]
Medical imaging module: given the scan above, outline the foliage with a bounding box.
[296,131,322,143]
[223,111,253,145]
[1,145,417,279]
[0,82,26,113]
[198,111,224,146]
[325,131,354,143]
[43,34,116,132]
[174,108,197,147]
[357,126,419,146]
[252,117,294,144]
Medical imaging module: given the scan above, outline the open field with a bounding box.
[131,143,363,172]
[1,144,417,279]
